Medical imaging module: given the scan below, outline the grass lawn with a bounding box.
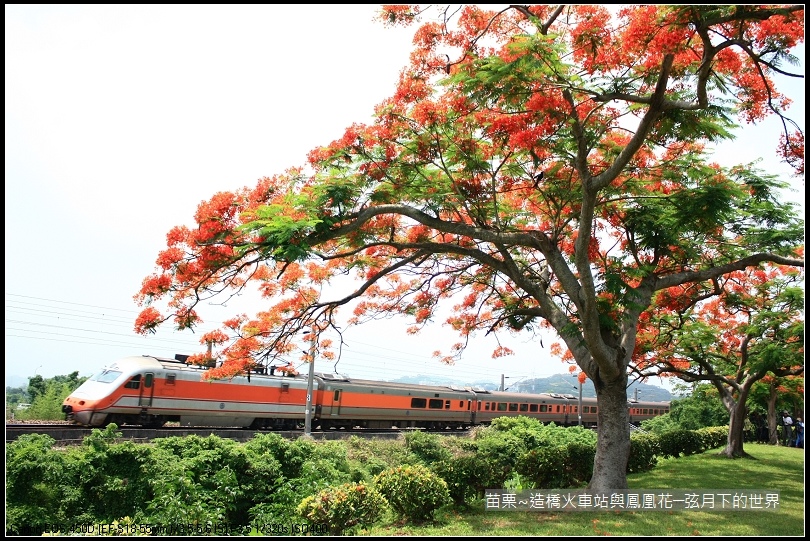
[363,443,805,536]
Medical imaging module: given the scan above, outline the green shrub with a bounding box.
[657,429,706,458]
[145,435,252,524]
[374,464,451,523]
[404,429,451,464]
[6,434,69,533]
[696,426,728,450]
[78,435,155,522]
[432,451,500,505]
[628,431,660,473]
[297,482,387,535]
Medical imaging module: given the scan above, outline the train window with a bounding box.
[508,403,518,412]
[429,399,443,409]
[467,401,471,411]
[484,402,490,411]
[519,404,528,412]
[459,401,464,408]
[555,405,560,413]
[124,375,141,389]
[497,403,507,412]
[540,405,548,412]
[144,373,154,388]
[91,369,122,383]
[445,400,451,409]
[529,404,538,412]
[642,409,648,415]
[334,390,341,402]
[166,374,176,385]
[281,383,290,392]
[411,398,427,408]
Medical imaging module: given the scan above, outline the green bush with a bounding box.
[374,464,451,523]
[6,434,69,533]
[657,429,706,458]
[514,439,594,489]
[432,450,500,505]
[77,426,155,522]
[404,429,451,463]
[696,426,728,450]
[145,434,253,525]
[297,482,388,535]
[628,431,660,473]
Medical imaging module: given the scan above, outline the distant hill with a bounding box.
[389,373,672,402]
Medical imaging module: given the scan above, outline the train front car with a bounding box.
[62,356,160,427]
[63,354,314,429]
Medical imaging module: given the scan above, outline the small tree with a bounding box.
[636,264,804,456]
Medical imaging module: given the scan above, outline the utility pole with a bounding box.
[500,374,505,391]
[578,379,583,426]
[304,325,317,437]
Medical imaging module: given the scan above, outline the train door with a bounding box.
[138,372,155,407]
[326,388,343,417]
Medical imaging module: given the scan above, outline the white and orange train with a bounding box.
[61,354,670,429]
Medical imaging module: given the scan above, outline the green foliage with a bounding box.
[668,387,729,430]
[5,385,30,416]
[11,372,87,421]
[639,411,680,433]
[695,426,729,450]
[297,482,388,535]
[627,431,660,473]
[345,435,419,476]
[374,464,452,523]
[432,449,501,506]
[1,424,760,532]
[75,427,155,523]
[657,429,707,458]
[513,432,595,489]
[6,434,68,533]
[145,434,254,525]
[404,429,451,464]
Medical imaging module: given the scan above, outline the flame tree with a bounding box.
[635,264,804,456]
[135,6,804,491]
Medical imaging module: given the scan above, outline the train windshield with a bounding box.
[89,369,123,383]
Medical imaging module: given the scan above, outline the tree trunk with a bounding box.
[768,383,779,444]
[588,379,631,491]
[720,400,747,457]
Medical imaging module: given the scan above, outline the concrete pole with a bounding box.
[578,380,583,426]
[304,325,316,437]
[500,374,505,392]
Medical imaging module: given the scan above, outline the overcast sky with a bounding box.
[5,5,804,391]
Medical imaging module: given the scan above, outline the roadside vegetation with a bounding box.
[6,410,803,536]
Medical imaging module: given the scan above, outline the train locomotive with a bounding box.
[62,354,670,429]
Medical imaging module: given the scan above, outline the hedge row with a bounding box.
[6,420,728,535]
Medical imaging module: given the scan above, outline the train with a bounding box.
[61,354,670,429]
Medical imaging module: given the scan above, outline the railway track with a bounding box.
[5,423,470,445]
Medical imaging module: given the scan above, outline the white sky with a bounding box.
[5,5,804,391]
